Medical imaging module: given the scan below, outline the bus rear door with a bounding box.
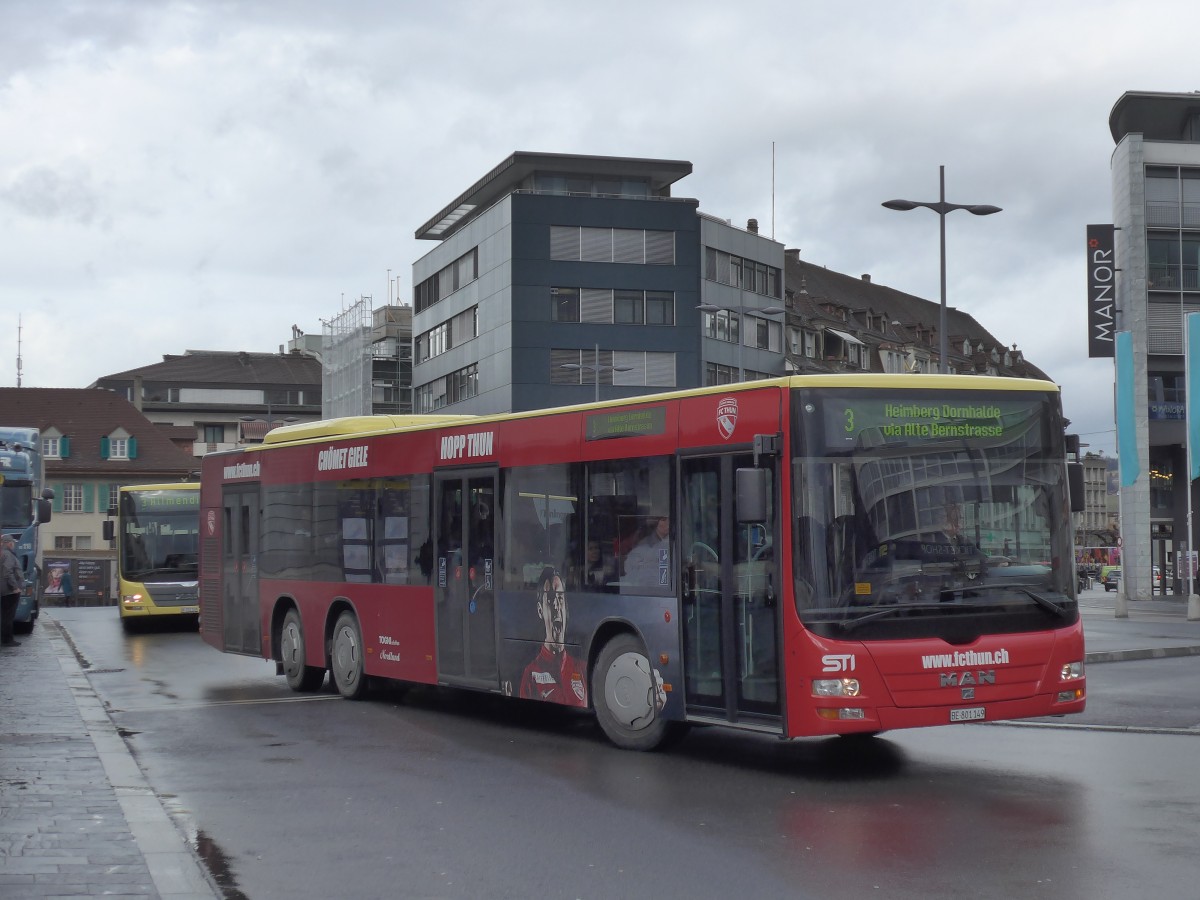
[221,485,262,655]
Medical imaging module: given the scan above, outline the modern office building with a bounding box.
[1107,90,1200,597]
[411,151,791,413]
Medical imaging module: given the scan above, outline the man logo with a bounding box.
[717,397,739,440]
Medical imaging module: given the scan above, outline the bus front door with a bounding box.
[221,486,261,656]
[434,470,498,687]
[681,453,781,725]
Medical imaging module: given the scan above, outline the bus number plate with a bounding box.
[950,706,985,722]
[182,606,199,614]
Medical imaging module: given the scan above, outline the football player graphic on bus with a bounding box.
[517,567,587,707]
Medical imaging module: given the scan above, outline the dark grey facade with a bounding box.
[412,153,705,413]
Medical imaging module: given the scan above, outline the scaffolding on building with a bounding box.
[322,296,373,419]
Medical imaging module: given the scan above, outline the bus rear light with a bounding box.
[1060,661,1083,680]
[818,707,866,720]
[812,678,860,698]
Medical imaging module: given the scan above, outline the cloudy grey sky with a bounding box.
[4,0,1198,455]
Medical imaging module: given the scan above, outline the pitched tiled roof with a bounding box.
[0,388,196,477]
[91,350,321,387]
[785,258,1049,380]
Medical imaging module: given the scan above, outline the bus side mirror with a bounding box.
[36,498,51,524]
[1067,462,1085,513]
[102,520,114,542]
[736,467,768,523]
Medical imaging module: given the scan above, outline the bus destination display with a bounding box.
[822,396,1040,449]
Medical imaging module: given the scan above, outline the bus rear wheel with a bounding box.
[330,610,368,700]
[592,633,673,751]
[280,609,325,692]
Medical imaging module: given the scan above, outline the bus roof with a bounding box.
[255,374,1060,449]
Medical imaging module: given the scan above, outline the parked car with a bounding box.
[1104,566,1121,591]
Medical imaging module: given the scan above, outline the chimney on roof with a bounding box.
[133,375,143,412]
[861,274,871,283]
[747,218,758,234]
[784,248,800,262]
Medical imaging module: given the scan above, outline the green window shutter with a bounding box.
[100,437,109,459]
[52,485,62,513]
[99,484,109,514]
[128,437,137,459]
[60,436,70,458]
[83,484,95,514]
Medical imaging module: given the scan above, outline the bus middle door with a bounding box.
[681,452,781,725]
[434,469,498,687]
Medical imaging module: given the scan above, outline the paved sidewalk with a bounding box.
[0,615,219,899]
[1078,585,1200,663]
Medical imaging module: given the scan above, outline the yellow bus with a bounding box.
[104,483,200,631]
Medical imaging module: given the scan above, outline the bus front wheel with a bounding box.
[592,633,673,751]
[330,610,368,700]
[280,609,325,692]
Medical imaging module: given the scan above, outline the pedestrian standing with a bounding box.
[1,534,24,647]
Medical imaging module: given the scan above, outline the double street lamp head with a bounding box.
[881,198,1002,217]
[881,167,1002,375]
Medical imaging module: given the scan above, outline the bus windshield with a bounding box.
[0,483,33,531]
[792,388,1075,636]
[119,489,200,582]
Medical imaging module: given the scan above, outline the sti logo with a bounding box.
[821,654,856,673]
[716,397,738,440]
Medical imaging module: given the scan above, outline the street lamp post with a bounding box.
[882,166,1001,374]
[239,400,299,443]
[560,343,634,403]
[698,301,786,383]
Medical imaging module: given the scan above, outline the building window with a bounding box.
[62,484,83,513]
[42,437,60,459]
[614,290,644,324]
[645,291,674,325]
[414,248,479,314]
[553,288,674,325]
[803,331,817,358]
[552,287,580,322]
[551,350,675,388]
[704,309,740,344]
[705,362,739,385]
[203,424,224,443]
[704,247,782,299]
[746,316,782,352]
[109,438,128,460]
[550,227,674,265]
[54,536,74,550]
[417,306,479,361]
[414,363,479,412]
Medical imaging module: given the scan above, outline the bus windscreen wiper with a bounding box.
[962,582,1070,619]
[838,603,952,633]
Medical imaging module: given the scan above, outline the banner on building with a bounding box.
[1087,224,1116,358]
[1188,312,1200,480]
[1116,331,1139,487]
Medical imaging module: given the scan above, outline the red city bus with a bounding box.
[198,374,1085,750]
